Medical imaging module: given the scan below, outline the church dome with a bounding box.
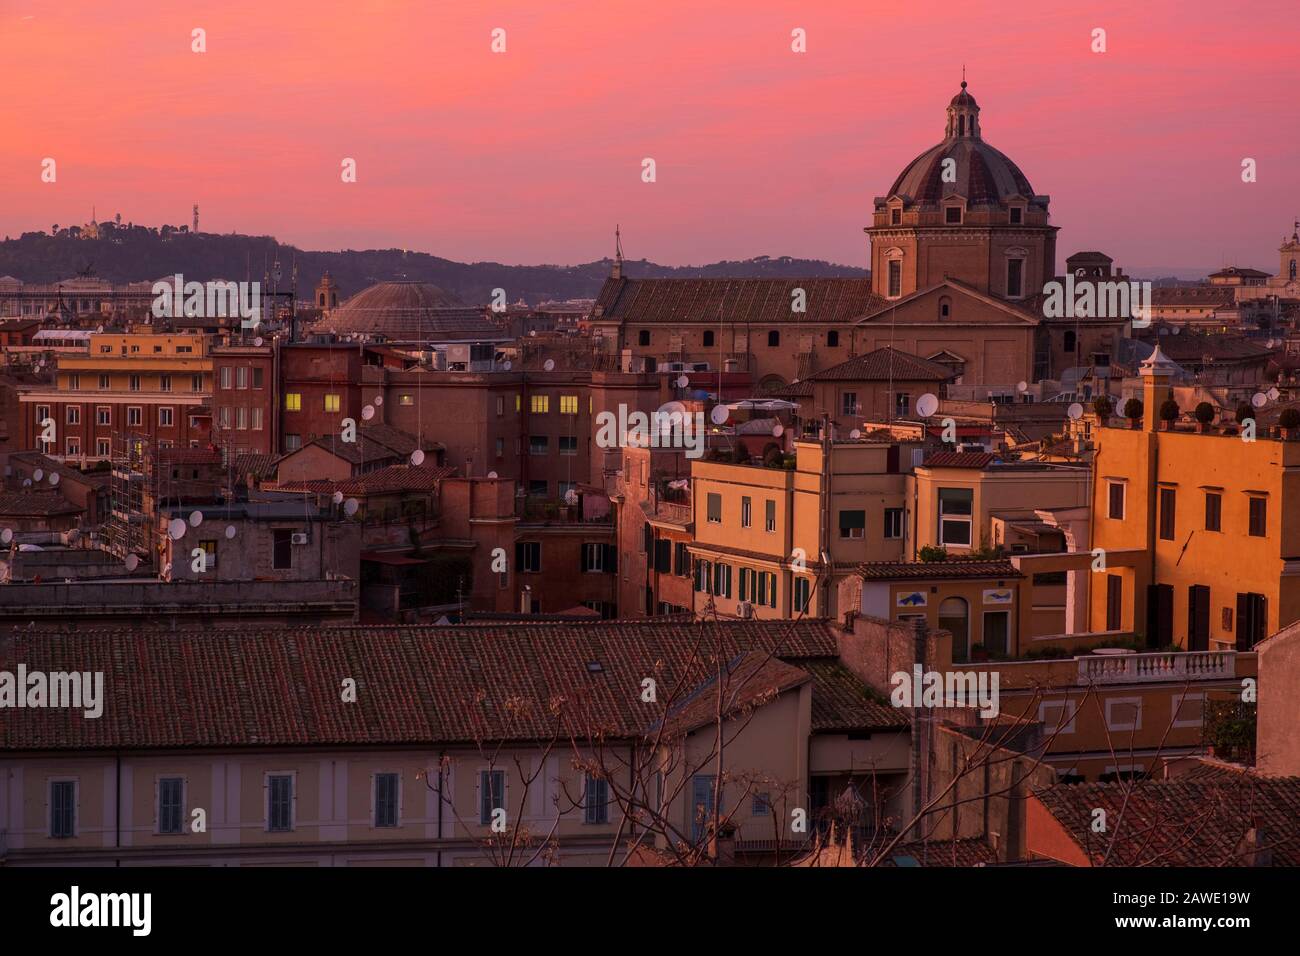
[886,82,1042,209]
[310,280,497,343]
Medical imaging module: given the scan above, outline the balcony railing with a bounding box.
[1077,650,1236,685]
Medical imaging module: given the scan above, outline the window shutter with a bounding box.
[580,544,590,572]
[515,543,524,572]
[605,544,618,573]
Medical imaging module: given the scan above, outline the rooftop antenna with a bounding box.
[193,204,199,234]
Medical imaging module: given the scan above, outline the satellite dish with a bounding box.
[22,478,31,488]
[96,324,104,333]
[374,395,383,407]
[772,423,784,437]
[332,491,344,504]
[1017,381,1029,393]
[125,553,139,571]
[49,472,60,487]
[1158,327,1170,336]
[1268,387,1280,401]
[1252,392,1267,408]
[254,337,264,347]
[361,405,375,421]
[710,405,729,425]
[676,374,689,389]
[916,393,939,417]
[168,518,187,540]
[188,510,203,527]
[0,528,11,545]
[1067,402,1085,421]
[224,525,236,540]
[343,498,359,516]
[410,449,425,466]
[543,359,556,372]
[850,429,862,440]
[32,468,43,482]
[564,488,579,506]
[487,471,499,479]
[503,360,513,371]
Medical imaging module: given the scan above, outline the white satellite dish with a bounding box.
[32,468,43,482]
[374,395,384,406]
[1268,387,1280,401]
[254,337,264,347]
[410,449,425,466]
[676,374,689,389]
[1252,392,1267,408]
[850,429,862,440]
[710,405,729,425]
[543,359,555,371]
[189,510,203,527]
[332,491,344,504]
[1067,402,1085,421]
[125,553,139,571]
[168,518,187,540]
[224,525,237,540]
[916,393,939,417]
[1017,381,1029,393]
[503,361,513,371]
[0,528,11,545]
[487,471,499,479]
[343,498,359,516]
[361,405,375,421]
[49,472,60,487]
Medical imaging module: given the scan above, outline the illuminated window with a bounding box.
[285,393,302,412]
[324,394,341,412]
[560,395,578,415]
[399,394,413,406]
[530,395,550,414]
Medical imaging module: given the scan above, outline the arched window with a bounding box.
[827,330,839,347]
[939,597,970,663]
[958,115,965,136]
[939,296,952,320]
[1291,259,1296,280]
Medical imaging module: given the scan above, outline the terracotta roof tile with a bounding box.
[857,559,1022,581]
[809,348,954,382]
[594,277,884,326]
[921,451,996,469]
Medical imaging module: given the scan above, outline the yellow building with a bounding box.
[689,437,922,620]
[1087,345,1300,649]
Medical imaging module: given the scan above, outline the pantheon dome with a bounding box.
[310,280,499,344]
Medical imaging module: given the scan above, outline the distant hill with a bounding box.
[0,230,868,305]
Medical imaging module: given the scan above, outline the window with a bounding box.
[529,435,549,455]
[272,529,294,570]
[1106,575,1123,631]
[841,392,858,416]
[218,406,231,429]
[128,406,142,427]
[703,330,715,347]
[559,435,578,456]
[324,394,340,412]
[98,373,109,389]
[757,571,777,608]
[530,395,550,414]
[399,394,414,406]
[252,407,263,431]
[894,392,910,417]
[839,510,866,539]
[96,406,111,426]
[236,367,248,389]
[738,567,753,601]
[581,543,617,573]
[159,407,174,427]
[695,559,712,593]
[374,772,400,828]
[50,780,76,838]
[938,487,973,546]
[741,496,752,528]
[890,207,901,225]
[712,562,732,599]
[284,392,302,412]
[158,777,184,834]
[1158,487,1176,540]
[1038,700,1076,735]
[706,492,722,524]
[827,330,839,347]
[193,373,204,392]
[176,345,193,354]
[888,260,902,297]
[884,508,904,539]
[528,479,547,497]
[284,434,302,451]
[794,576,811,612]
[494,437,504,457]
[96,438,110,457]
[267,774,293,832]
[480,770,506,824]
[1104,698,1142,733]
[752,793,772,816]
[517,541,541,573]
[1249,497,1267,537]
[1171,692,1206,729]
[66,406,79,425]
[198,539,217,571]
[939,297,951,319]
[1009,206,1023,225]
[1204,491,1221,531]
[252,367,263,389]
[674,542,691,577]
[559,394,578,415]
[765,499,776,532]
[160,374,172,392]
[36,404,49,427]
[69,374,80,391]
[65,437,80,457]
[768,330,780,347]
[1007,258,1025,298]
[584,774,609,824]
[219,366,232,389]
[690,775,718,842]
[945,205,962,225]
[638,330,651,346]
[1108,481,1125,520]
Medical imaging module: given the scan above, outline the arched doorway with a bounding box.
[939,597,970,663]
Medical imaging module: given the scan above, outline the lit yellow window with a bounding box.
[285,393,302,412]
[515,394,521,412]
[324,394,340,412]
[530,395,549,414]
[560,395,578,415]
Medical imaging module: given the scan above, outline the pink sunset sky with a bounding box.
[2,0,1297,276]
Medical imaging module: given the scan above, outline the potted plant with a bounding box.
[1092,395,1114,425]
[1280,407,1300,440]
[1123,398,1144,429]
[1193,401,1216,433]
[1237,403,1256,430]
[1158,398,1180,430]
[919,545,948,562]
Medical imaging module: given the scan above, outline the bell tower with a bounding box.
[315,271,340,311]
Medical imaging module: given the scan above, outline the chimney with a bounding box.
[1139,344,1177,432]
[519,584,532,614]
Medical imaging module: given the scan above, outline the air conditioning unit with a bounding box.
[690,362,710,372]
[736,601,754,620]
[291,532,309,545]
[666,361,686,372]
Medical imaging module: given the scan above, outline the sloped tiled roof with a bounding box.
[276,464,456,496]
[234,452,281,480]
[593,277,885,325]
[0,620,846,751]
[857,559,1021,581]
[1033,778,1300,866]
[799,659,907,732]
[921,451,996,469]
[807,347,954,382]
[307,423,441,466]
[877,837,997,867]
[0,490,83,517]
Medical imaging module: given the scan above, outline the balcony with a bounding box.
[1076,650,1237,685]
